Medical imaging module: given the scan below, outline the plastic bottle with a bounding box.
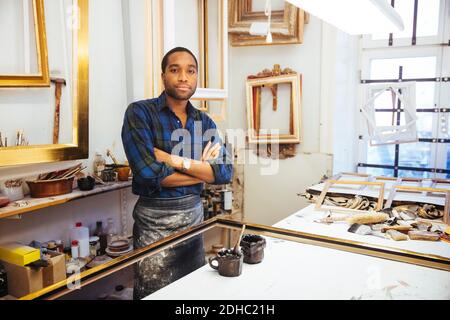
[105,218,117,245]
[93,151,106,178]
[69,222,90,258]
[94,221,107,255]
[71,240,79,259]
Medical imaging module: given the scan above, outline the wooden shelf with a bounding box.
[0,180,132,219]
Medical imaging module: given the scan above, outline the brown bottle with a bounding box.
[94,221,107,255]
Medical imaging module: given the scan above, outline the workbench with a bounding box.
[144,208,450,300]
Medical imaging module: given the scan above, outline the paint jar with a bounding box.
[208,249,243,277]
[89,236,100,256]
[240,234,266,264]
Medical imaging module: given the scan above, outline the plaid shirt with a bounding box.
[121,92,233,198]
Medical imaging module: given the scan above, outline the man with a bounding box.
[121,47,233,300]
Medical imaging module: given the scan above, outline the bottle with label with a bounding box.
[105,218,118,246]
[94,221,107,255]
[93,152,106,178]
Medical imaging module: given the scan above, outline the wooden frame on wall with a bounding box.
[228,0,308,46]
[246,73,302,144]
[0,0,89,166]
[0,0,50,87]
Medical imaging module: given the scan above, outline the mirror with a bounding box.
[0,0,50,87]
[0,0,89,166]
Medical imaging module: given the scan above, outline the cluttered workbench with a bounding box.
[144,225,449,300]
[143,173,450,300]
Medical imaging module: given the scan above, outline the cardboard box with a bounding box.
[1,260,43,298]
[42,251,66,287]
[0,243,40,266]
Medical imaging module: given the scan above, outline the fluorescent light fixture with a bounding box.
[285,0,404,35]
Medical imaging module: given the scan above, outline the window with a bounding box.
[358,0,450,179]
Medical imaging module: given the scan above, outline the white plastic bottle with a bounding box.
[71,240,80,259]
[70,222,90,258]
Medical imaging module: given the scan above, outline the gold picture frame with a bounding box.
[0,0,50,87]
[0,0,89,166]
[228,0,308,46]
[229,0,298,35]
[246,72,301,144]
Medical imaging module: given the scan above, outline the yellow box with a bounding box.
[0,243,40,266]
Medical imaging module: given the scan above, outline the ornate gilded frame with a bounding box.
[246,73,301,144]
[0,0,50,87]
[0,0,89,166]
[228,0,308,46]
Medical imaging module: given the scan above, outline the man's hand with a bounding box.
[154,144,218,184]
[154,148,183,169]
[201,141,221,161]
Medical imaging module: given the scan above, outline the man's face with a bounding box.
[162,51,198,101]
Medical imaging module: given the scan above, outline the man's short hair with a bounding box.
[161,47,198,73]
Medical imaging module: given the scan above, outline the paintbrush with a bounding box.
[233,225,246,255]
[346,212,389,225]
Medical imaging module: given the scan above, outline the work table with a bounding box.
[144,205,450,300]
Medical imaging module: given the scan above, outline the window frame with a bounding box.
[357,0,450,178]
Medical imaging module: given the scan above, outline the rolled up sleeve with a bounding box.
[121,103,175,194]
[204,117,233,185]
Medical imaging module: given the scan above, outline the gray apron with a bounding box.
[132,194,205,300]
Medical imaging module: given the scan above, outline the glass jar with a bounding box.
[89,236,100,257]
[106,218,118,245]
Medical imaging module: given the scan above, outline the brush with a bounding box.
[346,212,389,225]
[233,225,246,255]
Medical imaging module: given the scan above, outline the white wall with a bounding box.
[0,0,137,246]
[0,3,360,245]
[228,18,358,226]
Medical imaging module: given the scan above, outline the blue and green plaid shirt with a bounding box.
[121,92,233,198]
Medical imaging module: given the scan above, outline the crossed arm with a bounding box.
[154,141,221,187]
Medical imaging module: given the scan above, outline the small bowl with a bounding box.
[77,176,95,191]
[1,186,24,201]
[0,196,10,208]
[26,177,74,198]
[101,169,117,182]
[115,166,130,181]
